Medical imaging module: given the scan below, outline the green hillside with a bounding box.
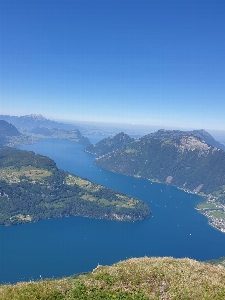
[1,257,225,299]
[96,135,225,200]
[85,132,134,156]
[0,147,150,225]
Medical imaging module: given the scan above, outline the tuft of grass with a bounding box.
[1,257,225,299]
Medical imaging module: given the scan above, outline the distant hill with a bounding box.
[30,126,53,136]
[94,133,225,201]
[0,116,91,146]
[0,120,21,136]
[85,132,134,156]
[0,120,21,146]
[0,147,150,225]
[0,114,80,131]
[30,127,91,146]
[144,129,225,151]
[1,257,225,299]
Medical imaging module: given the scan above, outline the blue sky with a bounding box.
[0,0,225,130]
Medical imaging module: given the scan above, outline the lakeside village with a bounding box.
[149,179,225,234]
[196,195,225,233]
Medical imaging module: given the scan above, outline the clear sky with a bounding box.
[0,0,224,130]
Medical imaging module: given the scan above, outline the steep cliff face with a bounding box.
[175,135,212,154]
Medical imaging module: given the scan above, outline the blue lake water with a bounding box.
[1,138,225,283]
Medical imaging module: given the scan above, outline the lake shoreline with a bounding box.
[93,161,225,234]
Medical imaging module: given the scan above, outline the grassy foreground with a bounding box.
[1,257,225,300]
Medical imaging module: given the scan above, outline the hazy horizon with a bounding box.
[1,112,225,142]
[1,1,225,131]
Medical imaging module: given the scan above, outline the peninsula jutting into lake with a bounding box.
[0,147,150,225]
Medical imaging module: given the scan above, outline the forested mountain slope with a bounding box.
[95,134,225,204]
[0,116,91,146]
[85,132,134,156]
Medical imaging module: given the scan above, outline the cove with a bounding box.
[1,138,225,284]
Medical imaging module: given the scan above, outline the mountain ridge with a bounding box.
[143,129,225,151]
[95,133,225,197]
[0,114,80,131]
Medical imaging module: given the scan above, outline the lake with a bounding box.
[1,138,225,283]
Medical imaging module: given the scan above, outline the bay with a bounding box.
[1,138,225,283]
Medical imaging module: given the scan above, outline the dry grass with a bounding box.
[1,257,225,299]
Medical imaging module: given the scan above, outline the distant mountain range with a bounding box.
[0,114,80,131]
[29,126,91,146]
[0,116,90,146]
[86,131,225,207]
